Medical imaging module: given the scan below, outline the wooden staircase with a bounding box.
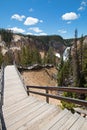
[2,65,87,130]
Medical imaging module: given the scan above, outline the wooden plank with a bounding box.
[25,106,61,130]
[7,103,50,130]
[3,94,27,107]
[58,113,80,130]
[3,98,37,118]
[3,96,34,111]
[4,101,45,127]
[42,109,69,130]
[80,119,87,130]
[49,111,73,130]
[69,116,85,130]
[17,126,27,130]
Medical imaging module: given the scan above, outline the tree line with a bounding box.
[0,29,57,67]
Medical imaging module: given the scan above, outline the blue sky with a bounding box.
[0,0,87,39]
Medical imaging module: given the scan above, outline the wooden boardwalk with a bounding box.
[2,65,87,130]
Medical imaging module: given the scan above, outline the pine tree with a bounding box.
[0,29,13,48]
[72,29,80,87]
[31,48,42,64]
[80,34,84,72]
[45,47,56,65]
[57,56,64,86]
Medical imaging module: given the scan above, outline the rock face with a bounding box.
[10,34,65,54]
[0,33,87,58]
[0,33,66,58]
[13,34,22,42]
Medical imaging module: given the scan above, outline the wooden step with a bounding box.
[25,105,61,130]
[69,115,85,130]
[58,113,80,130]
[42,109,69,130]
[48,110,72,130]
[4,100,44,126]
[5,100,46,123]
[4,94,28,107]
[3,97,37,117]
[3,96,35,111]
[6,103,50,130]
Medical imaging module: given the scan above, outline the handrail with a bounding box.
[0,64,4,106]
[27,86,87,94]
[0,63,6,130]
[26,86,87,107]
[14,61,28,93]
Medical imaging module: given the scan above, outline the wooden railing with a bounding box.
[0,64,6,130]
[14,61,28,93]
[26,86,87,107]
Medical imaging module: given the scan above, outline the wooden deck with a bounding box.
[2,65,87,130]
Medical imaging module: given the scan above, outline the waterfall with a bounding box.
[63,47,70,61]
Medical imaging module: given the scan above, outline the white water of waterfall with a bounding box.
[63,47,70,61]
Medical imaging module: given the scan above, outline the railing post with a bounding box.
[46,87,49,103]
[27,86,29,96]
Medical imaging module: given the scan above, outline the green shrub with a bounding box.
[61,92,75,113]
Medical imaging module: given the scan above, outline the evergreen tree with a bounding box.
[4,51,13,65]
[42,51,47,65]
[72,29,80,87]
[57,56,64,86]
[79,34,84,72]
[14,50,21,65]
[0,29,13,48]
[31,48,42,64]
[20,45,42,66]
[57,54,75,111]
[20,46,29,66]
[44,47,56,65]
[57,48,72,86]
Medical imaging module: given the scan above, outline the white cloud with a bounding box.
[62,12,79,20]
[58,29,67,34]
[11,14,25,21]
[78,1,87,11]
[81,1,87,6]
[8,27,25,33]
[28,27,47,35]
[32,33,47,36]
[78,6,85,11]
[39,32,47,36]
[29,27,43,33]
[26,32,33,35]
[24,17,43,25]
[29,8,34,12]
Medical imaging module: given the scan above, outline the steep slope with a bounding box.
[22,67,61,105]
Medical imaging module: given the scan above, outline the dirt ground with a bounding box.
[22,67,61,106]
